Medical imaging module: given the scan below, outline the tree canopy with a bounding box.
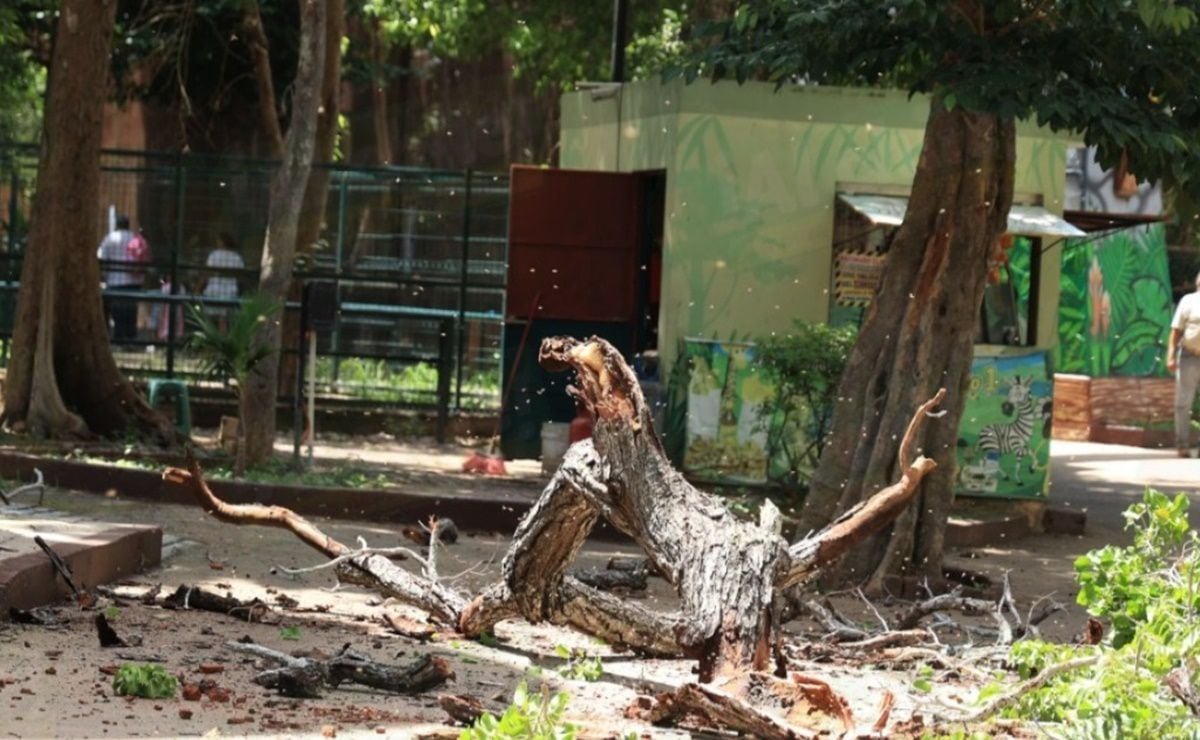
[689,0,1200,187]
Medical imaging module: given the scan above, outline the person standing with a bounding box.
[1167,271,1200,457]
[96,214,150,342]
[201,232,246,330]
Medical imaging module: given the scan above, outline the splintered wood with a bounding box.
[165,335,950,738]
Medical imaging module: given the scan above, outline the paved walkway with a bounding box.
[1048,439,1200,537]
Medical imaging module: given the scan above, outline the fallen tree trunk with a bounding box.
[165,335,945,734]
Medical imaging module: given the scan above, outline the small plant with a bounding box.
[112,663,177,699]
[279,626,301,641]
[912,663,934,694]
[187,292,282,476]
[554,644,603,682]
[459,681,577,740]
[755,321,856,491]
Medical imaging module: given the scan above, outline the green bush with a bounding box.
[755,321,856,490]
[987,489,1200,738]
[112,663,178,699]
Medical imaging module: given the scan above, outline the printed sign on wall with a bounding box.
[682,339,772,485]
[833,251,886,307]
[956,351,1053,499]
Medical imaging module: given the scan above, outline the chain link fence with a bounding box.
[0,143,508,412]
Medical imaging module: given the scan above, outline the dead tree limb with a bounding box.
[162,585,271,622]
[34,535,81,599]
[781,389,945,590]
[1165,666,1200,717]
[168,333,947,733]
[226,641,453,698]
[941,654,1099,724]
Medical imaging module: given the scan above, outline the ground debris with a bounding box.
[438,694,487,725]
[94,613,127,648]
[381,612,436,641]
[162,584,271,622]
[228,640,453,698]
[8,607,61,626]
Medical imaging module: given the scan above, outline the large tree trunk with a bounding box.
[800,101,1016,590]
[240,0,327,465]
[2,0,173,442]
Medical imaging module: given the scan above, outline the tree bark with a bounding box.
[168,336,944,736]
[239,0,327,466]
[2,0,173,441]
[801,101,1017,589]
[280,0,344,394]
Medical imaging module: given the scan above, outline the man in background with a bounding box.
[1167,270,1200,457]
[201,232,246,331]
[97,214,150,342]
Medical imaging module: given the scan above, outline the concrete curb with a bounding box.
[0,523,162,613]
[0,449,1046,549]
[0,449,548,537]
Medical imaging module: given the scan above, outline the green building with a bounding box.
[553,78,1087,499]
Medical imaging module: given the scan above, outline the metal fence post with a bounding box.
[6,168,17,255]
[166,153,186,378]
[455,169,473,409]
[331,170,348,386]
[436,317,454,444]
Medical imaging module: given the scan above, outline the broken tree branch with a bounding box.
[782,388,947,589]
[165,457,349,558]
[170,332,950,729]
[942,654,1099,724]
[34,535,81,599]
[226,641,453,698]
[0,469,44,506]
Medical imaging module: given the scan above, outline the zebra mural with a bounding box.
[974,375,1041,485]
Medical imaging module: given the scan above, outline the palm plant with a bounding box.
[187,293,281,476]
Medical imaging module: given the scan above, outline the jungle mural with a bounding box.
[1054,224,1172,377]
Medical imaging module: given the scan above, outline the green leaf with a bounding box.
[112,664,177,699]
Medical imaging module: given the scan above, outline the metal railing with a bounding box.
[0,144,509,413]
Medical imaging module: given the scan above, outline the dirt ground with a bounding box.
[1,435,1194,738]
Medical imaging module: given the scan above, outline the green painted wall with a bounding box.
[560,79,1071,370]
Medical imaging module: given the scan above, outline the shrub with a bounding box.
[988,489,1200,738]
[459,681,577,740]
[755,321,856,490]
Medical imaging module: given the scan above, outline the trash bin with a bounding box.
[147,378,192,436]
[540,421,570,476]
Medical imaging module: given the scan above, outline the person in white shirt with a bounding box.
[202,233,246,330]
[96,214,150,341]
[1167,271,1200,457]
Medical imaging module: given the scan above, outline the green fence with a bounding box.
[0,143,508,411]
